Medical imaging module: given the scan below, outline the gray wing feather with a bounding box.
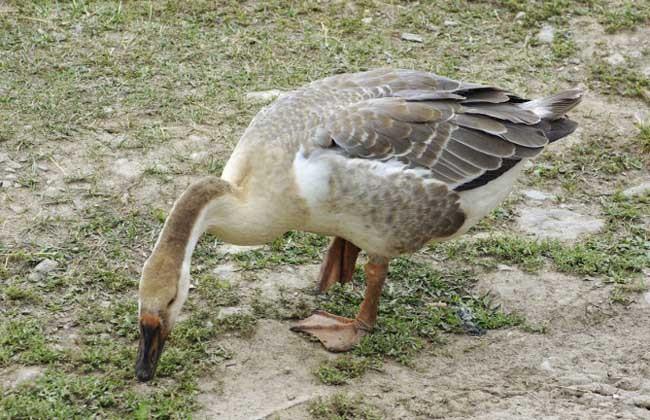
[307,69,577,188]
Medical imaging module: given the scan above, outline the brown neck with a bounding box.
[140,177,231,306]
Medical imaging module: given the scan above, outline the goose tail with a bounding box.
[520,88,584,121]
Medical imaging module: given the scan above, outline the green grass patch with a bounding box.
[234,231,328,269]
[316,356,375,386]
[309,393,383,420]
[600,1,650,32]
[0,318,62,366]
[589,61,650,103]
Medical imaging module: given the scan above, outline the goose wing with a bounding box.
[310,70,578,191]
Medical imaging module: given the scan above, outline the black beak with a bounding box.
[135,320,166,382]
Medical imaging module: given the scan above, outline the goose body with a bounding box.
[136,69,582,381]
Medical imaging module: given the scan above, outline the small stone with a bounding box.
[212,262,239,279]
[5,367,44,388]
[536,24,555,44]
[568,58,580,65]
[523,189,552,201]
[497,264,514,272]
[605,52,625,66]
[622,181,650,198]
[540,359,553,371]
[517,207,604,240]
[514,11,526,20]
[629,395,650,409]
[218,244,264,254]
[9,204,26,214]
[245,89,282,104]
[443,20,458,26]
[34,259,59,274]
[361,17,372,24]
[6,160,22,169]
[642,66,650,78]
[4,167,15,173]
[217,306,249,319]
[401,32,423,43]
[112,158,143,180]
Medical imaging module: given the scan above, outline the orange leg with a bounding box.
[292,256,388,352]
[317,237,361,293]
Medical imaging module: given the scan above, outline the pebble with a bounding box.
[522,189,552,201]
[605,52,625,66]
[536,24,555,44]
[112,158,143,180]
[401,32,423,43]
[629,395,650,409]
[245,89,282,104]
[28,258,60,281]
[361,17,372,25]
[517,207,604,240]
[514,11,526,20]
[622,181,650,198]
[443,20,458,26]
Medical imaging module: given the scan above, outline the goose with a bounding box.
[135,68,582,381]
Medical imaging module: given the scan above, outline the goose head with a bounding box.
[135,253,191,381]
[135,177,232,382]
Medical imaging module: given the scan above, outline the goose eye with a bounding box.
[167,297,176,306]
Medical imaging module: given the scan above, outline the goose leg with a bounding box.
[316,237,361,293]
[292,256,388,352]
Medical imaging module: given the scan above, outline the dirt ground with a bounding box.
[1,2,649,419]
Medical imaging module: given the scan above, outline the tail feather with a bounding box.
[541,117,579,143]
[520,88,584,120]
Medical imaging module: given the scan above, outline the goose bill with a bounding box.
[135,316,166,382]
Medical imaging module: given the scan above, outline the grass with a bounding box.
[1,0,649,418]
[308,393,383,420]
[589,61,650,103]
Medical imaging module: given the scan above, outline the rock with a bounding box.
[245,89,282,104]
[629,395,650,409]
[522,189,553,201]
[540,359,553,371]
[213,262,239,280]
[605,52,625,66]
[536,24,555,44]
[622,182,650,198]
[2,366,44,388]
[29,259,59,281]
[112,158,142,180]
[361,17,372,25]
[516,208,604,240]
[218,244,264,255]
[401,32,423,43]
[497,264,514,271]
[9,204,26,214]
[642,66,650,79]
[514,11,526,21]
[443,20,458,27]
[217,306,250,319]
